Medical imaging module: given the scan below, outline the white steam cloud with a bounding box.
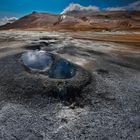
[126,1,140,11]
[61,3,100,14]
[105,7,126,11]
[106,1,140,11]
[0,17,18,26]
[61,1,140,14]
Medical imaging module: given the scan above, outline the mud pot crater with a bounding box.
[20,50,91,102]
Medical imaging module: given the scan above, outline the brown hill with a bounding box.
[0,11,140,31]
[0,12,60,30]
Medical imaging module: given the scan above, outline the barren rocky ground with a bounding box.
[0,31,140,140]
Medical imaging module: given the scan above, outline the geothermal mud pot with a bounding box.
[20,50,90,101]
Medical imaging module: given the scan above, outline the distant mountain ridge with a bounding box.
[0,11,140,31]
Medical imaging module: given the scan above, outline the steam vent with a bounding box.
[20,50,90,101]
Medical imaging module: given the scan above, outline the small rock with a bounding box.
[69,102,76,109]
[61,118,68,123]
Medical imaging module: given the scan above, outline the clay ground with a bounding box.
[0,31,140,140]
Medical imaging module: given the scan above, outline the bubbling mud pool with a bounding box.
[21,50,53,72]
[21,50,76,79]
[48,59,76,79]
[20,50,90,102]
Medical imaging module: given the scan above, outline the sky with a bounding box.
[0,0,139,18]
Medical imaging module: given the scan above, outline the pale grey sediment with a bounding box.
[0,31,139,140]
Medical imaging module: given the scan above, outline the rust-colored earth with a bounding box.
[0,11,140,32]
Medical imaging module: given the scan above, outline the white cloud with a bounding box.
[61,3,100,14]
[106,1,140,11]
[126,1,140,11]
[105,7,126,11]
[0,17,18,26]
[61,1,140,14]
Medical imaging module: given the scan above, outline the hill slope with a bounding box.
[0,11,140,31]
